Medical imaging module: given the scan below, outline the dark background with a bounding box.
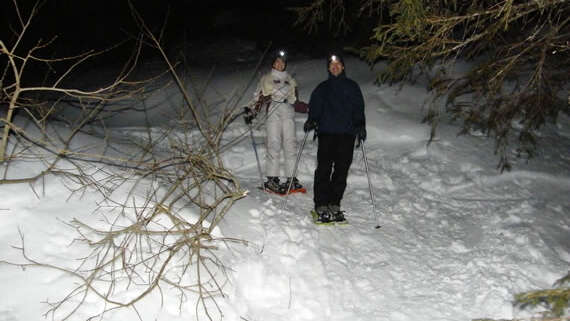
[1,0,378,91]
[1,0,360,63]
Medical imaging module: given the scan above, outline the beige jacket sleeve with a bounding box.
[286,75,297,103]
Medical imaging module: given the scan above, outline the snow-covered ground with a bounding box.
[1,49,569,321]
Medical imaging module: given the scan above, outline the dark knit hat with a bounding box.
[273,49,287,64]
[327,53,344,66]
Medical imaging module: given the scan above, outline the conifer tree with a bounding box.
[292,0,570,171]
[514,271,570,319]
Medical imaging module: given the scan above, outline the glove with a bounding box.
[243,107,255,125]
[355,126,366,148]
[253,94,271,114]
[303,119,317,133]
[358,127,367,142]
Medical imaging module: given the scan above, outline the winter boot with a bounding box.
[328,204,346,222]
[264,176,284,194]
[315,205,332,223]
[281,177,305,194]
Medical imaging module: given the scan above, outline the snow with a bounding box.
[1,47,569,321]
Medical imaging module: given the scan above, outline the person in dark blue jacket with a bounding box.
[303,53,366,223]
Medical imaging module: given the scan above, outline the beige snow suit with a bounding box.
[252,69,298,177]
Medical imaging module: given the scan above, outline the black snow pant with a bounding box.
[314,133,355,208]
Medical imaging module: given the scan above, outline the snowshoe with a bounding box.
[310,205,348,226]
[314,206,332,223]
[328,205,347,223]
[280,177,306,194]
[263,176,287,195]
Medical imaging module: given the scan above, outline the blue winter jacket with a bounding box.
[308,71,365,135]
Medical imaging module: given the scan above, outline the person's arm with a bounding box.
[352,82,366,144]
[288,76,298,103]
[304,86,322,133]
[294,87,299,103]
[308,85,323,123]
[352,82,366,129]
[250,76,264,107]
[251,75,272,113]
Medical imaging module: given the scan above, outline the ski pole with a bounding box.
[361,142,381,229]
[281,131,309,211]
[248,124,265,189]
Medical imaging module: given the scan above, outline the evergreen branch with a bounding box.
[515,288,570,317]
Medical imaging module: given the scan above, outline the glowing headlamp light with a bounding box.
[330,55,338,62]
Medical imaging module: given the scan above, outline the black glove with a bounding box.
[358,127,367,142]
[303,119,317,133]
[355,126,366,148]
[244,107,255,125]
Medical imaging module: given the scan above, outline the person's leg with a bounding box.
[330,134,355,207]
[281,105,297,177]
[314,134,335,207]
[265,107,282,177]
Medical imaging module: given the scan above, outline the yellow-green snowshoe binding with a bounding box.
[310,210,348,225]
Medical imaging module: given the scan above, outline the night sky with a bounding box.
[1,1,347,61]
[1,0,373,90]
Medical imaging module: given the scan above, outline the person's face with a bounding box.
[273,58,286,71]
[328,60,344,76]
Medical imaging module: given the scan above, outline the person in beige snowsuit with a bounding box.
[248,50,304,194]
